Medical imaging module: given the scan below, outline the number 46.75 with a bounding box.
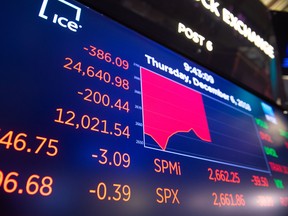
[0,131,59,157]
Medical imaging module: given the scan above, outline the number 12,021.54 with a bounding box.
[54,108,130,138]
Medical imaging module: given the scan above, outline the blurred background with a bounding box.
[81,0,288,110]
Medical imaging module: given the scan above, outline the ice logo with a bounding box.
[261,102,277,124]
[38,0,82,32]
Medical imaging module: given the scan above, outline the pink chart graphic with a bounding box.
[140,67,211,150]
[140,67,269,173]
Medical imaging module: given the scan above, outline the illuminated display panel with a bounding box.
[0,0,288,215]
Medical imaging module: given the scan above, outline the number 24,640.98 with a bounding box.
[63,57,129,91]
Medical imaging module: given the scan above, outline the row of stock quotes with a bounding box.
[1,41,288,213]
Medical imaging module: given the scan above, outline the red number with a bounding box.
[260,177,269,187]
[103,72,111,83]
[99,149,108,165]
[215,169,221,181]
[35,136,58,157]
[55,108,64,124]
[208,168,240,184]
[0,171,3,186]
[40,176,53,196]
[115,76,122,88]
[123,101,129,113]
[115,57,129,70]
[122,79,129,90]
[225,194,231,205]
[234,172,240,183]
[90,117,100,132]
[95,70,103,80]
[86,66,95,77]
[63,57,73,70]
[212,192,219,206]
[105,53,112,62]
[65,111,76,126]
[0,131,27,151]
[46,139,58,157]
[14,133,27,151]
[220,193,225,206]
[97,49,105,59]
[0,131,13,149]
[83,89,93,102]
[3,172,19,193]
[114,99,129,112]
[224,171,229,182]
[220,170,225,181]
[73,62,82,72]
[229,194,236,206]
[252,175,269,187]
[100,120,109,134]
[88,45,97,56]
[208,168,215,181]
[122,60,129,70]
[122,126,130,139]
[114,123,122,137]
[26,175,40,195]
[81,115,91,129]
[26,175,53,196]
[55,108,75,126]
[212,193,245,207]
[96,70,111,83]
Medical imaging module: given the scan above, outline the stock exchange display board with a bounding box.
[0,0,288,215]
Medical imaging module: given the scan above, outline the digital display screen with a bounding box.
[1,1,288,215]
